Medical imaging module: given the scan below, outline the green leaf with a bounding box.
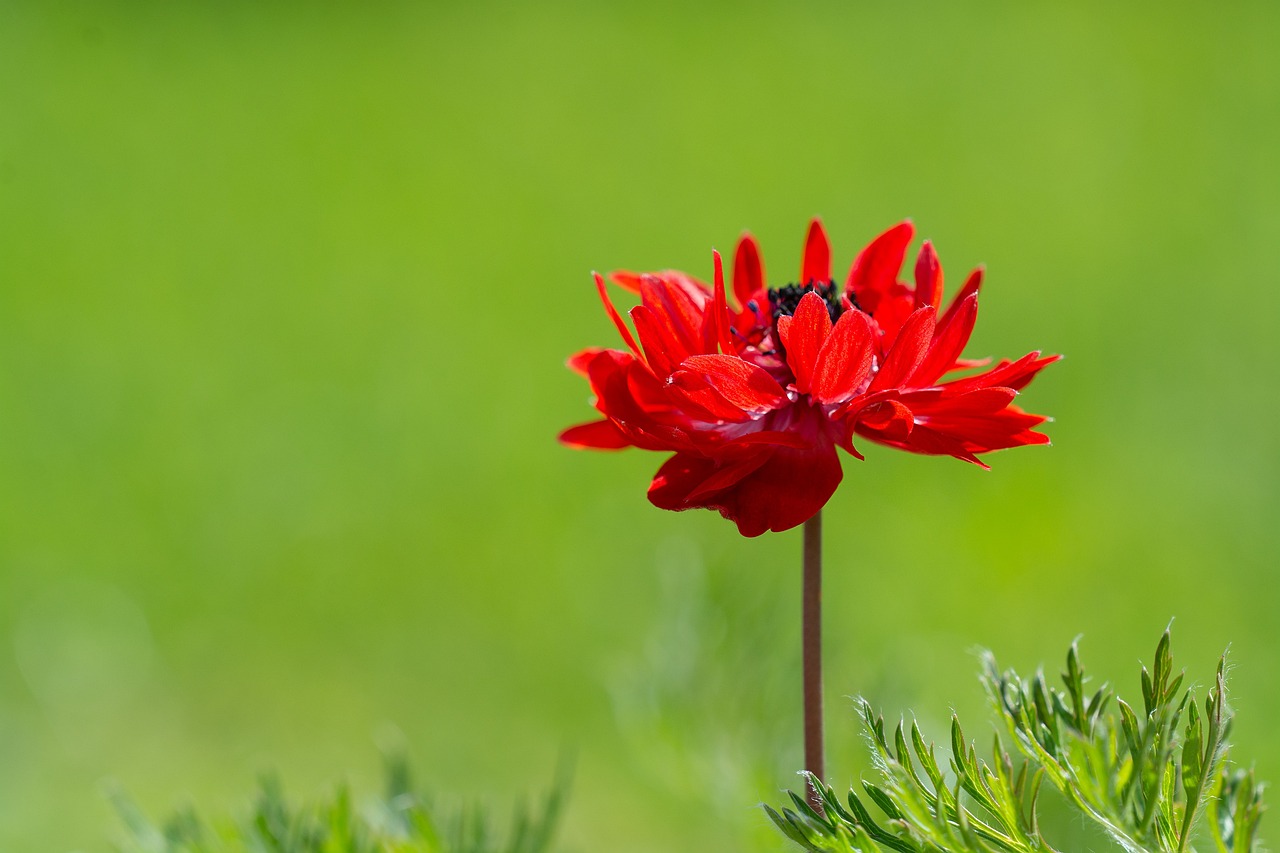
[772,630,1264,853]
[112,761,568,853]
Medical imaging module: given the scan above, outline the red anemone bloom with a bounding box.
[560,220,1059,537]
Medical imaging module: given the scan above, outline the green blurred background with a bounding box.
[2,2,1278,850]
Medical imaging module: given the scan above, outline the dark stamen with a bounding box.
[768,280,855,324]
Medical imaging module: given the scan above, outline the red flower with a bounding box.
[560,220,1059,537]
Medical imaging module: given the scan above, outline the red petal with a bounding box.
[947,356,992,373]
[923,415,1049,451]
[801,219,831,285]
[675,354,789,414]
[1005,353,1061,390]
[638,275,709,360]
[779,291,832,394]
[630,304,679,377]
[716,441,843,536]
[595,272,641,358]
[583,352,688,451]
[647,440,843,537]
[711,250,736,354]
[867,306,936,393]
[913,293,978,386]
[940,351,1059,394]
[617,270,712,308]
[845,221,914,315]
[715,429,810,450]
[940,267,983,328]
[733,233,765,307]
[812,309,875,404]
[837,426,865,460]
[648,451,763,512]
[685,455,773,501]
[857,421,986,467]
[609,271,645,294]
[623,359,679,417]
[916,406,1050,452]
[559,419,631,449]
[913,241,943,311]
[582,348,636,399]
[667,378,757,423]
[867,284,917,352]
[858,399,914,439]
[567,347,606,376]
[861,386,1054,458]
[919,386,1017,415]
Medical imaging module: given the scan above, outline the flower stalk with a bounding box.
[801,511,825,815]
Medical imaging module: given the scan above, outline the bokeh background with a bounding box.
[2,2,1278,851]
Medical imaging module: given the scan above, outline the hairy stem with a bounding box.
[803,511,825,814]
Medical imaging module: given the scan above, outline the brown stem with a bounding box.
[802,511,825,815]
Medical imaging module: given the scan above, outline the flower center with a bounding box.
[768,280,847,323]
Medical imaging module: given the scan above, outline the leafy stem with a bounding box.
[769,630,1264,853]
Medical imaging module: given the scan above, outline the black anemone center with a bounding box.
[768,280,849,324]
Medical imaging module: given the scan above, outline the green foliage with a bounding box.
[768,631,1265,853]
[110,759,567,853]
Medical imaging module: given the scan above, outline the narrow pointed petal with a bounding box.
[608,270,645,294]
[846,221,914,314]
[913,293,978,386]
[886,388,1052,454]
[919,412,1049,450]
[910,399,1050,452]
[801,219,832,285]
[1005,353,1061,390]
[812,309,875,404]
[711,250,737,354]
[558,419,632,449]
[946,356,992,373]
[620,270,712,309]
[940,267,983,328]
[733,233,765,307]
[778,291,832,394]
[867,306,936,393]
[913,241,943,311]
[595,272,642,358]
[940,351,1059,394]
[639,275,709,359]
[630,304,679,377]
[857,420,987,467]
[903,426,990,467]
